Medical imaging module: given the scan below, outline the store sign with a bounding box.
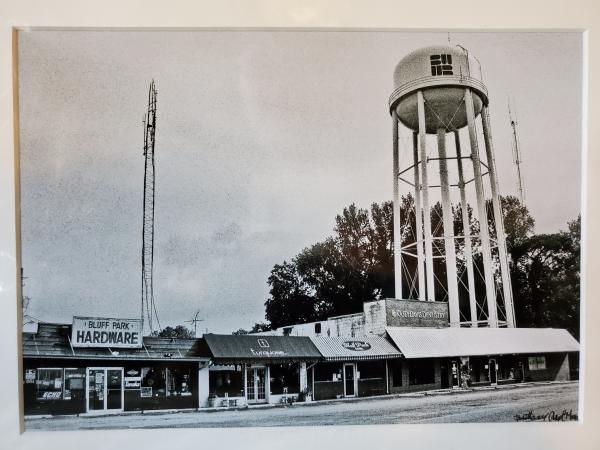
[342,340,372,351]
[25,369,36,384]
[386,299,449,328]
[71,316,143,348]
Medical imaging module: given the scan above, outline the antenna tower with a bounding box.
[141,80,161,335]
[509,100,526,205]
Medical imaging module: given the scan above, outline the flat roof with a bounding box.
[386,327,580,358]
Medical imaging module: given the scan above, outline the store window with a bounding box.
[209,365,244,397]
[528,356,547,371]
[63,368,86,400]
[408,359,435,385]
[141,367,166,397]
[36,368,63,400]
[357,361,385,380]
[166,367,193,397]
[270,363,300,394]
[314,363,342,382]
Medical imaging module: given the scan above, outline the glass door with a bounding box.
[88,369,105,411]
[86,367,124,412]
[246,367,267,404]
[344,363,355,397]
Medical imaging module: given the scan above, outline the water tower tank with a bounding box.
[389,45,488,133]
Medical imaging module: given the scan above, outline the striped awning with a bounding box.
[310,336,402,361]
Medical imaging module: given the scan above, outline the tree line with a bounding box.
[239,196,580,339]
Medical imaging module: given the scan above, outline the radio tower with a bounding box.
[141,80,161,335]
[509,100,526,205]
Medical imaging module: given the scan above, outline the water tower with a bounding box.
[389,45,515,328]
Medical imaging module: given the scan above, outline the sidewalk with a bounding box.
[25,380,578,420]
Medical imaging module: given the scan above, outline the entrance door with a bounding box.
[440,362,449,389]
[488,359,497,385]
[86,367,123,413]
[344,363,356,397]
[246,367,267,404]
[451,360,460,388]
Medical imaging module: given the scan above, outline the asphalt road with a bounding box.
[25,382,579,431]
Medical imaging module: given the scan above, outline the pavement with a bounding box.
[24,381,579,430]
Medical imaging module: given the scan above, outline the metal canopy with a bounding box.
[386,326,579,358]
[310,336,402,361]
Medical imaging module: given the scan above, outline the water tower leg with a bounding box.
[417,90,436,301]
[437,128,460,326]
[412,131,426,301]
[455,131,478,327]
[464,88,498,327]
[392,110,402,299]
[481,105,516,328]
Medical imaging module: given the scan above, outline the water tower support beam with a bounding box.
[437,128,460,326]
[464,88,498,327]
[417,90,436,301]
[454,131,478,327]
[481,105,516,327]
[392,110,402,299]
[412,131,426,301]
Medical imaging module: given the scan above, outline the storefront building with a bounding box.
[198,334,322,407]
[308,336,401,400]
[23,321,209,416]
[262,298,580,391]
[386,326,579,388]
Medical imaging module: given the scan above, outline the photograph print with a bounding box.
[16,29,582,430]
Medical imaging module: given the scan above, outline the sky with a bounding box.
[18,30,582,334]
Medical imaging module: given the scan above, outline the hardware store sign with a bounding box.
[72,316,143,348]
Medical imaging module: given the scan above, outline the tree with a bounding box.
[510,216,580,338]
[258,195,579,337]
[152,325,195,339]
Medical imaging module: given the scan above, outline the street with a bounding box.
[25,382,579,431]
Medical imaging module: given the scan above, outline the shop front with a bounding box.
[386,326,580,388]
[199,334,321,407]
[23,321,209,416]
[309,336,402,400]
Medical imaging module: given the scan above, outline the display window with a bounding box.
[528,356,547,371]
[270,363,300,395]
[209,365,244,397]
[35,368,63,400]
[141,367,166,397]
[166,367,193,396]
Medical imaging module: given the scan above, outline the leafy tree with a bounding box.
[152,325,195,339]
[510,216,580,338]
[258,195,579,338]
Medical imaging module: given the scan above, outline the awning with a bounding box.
[310,336,402,361]
[386,327,579,358]
[200,334,322,364]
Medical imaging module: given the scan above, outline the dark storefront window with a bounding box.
[141,367,166,397]
[209,366,245,397]
[36,368,64,400]
[270,363,300,394]
[167,367,193,397]
[408,359,435,385]
[357,361,384,380]
[63,368,86,400]
[314,363,342,382]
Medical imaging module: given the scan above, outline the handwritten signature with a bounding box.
[514,409,578,422]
